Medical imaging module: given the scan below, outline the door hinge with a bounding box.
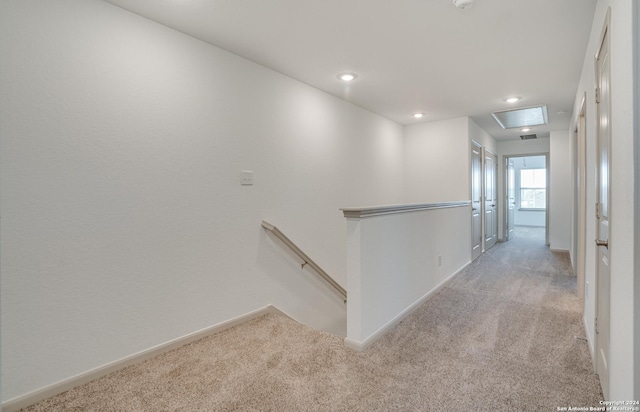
[595,87,600,104]
[595,318,599,334]
[596,202,600,219]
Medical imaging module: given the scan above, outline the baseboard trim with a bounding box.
[344,261,471,351]
[2,305,282,412]
[583,314,596,371]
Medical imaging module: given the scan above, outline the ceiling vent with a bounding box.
[520,134,538,140]
[492,105,548,129]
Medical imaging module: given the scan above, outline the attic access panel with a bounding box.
[492,105,548,129]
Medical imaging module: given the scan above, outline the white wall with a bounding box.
[345,205,471,348]
[549,130,573,251]
[403,117,471,203]
[570,0,636,399]
[469,118,497,154]
[515,212,546,227]
[498,137,551,156]
[0,0,405,401]
[497,138,551,239]
[4,0,619,404]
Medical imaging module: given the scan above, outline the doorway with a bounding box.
[503,154,549,245]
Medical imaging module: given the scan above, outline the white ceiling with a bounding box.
[104,0,597,141]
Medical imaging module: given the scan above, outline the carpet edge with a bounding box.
[1,305,280,412]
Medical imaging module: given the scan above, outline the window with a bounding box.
[520,168,546,209]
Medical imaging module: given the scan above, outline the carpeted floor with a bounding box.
[23,226,602,411]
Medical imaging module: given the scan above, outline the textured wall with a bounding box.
[549,130,572,250]
[346,205,472,346]
[403,117,471,204]
[0,0,405,401]
[468,118,497,155]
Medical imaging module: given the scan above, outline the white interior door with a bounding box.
[595,21,611,400]
[484,149,498,250]
[471,142,482,260]
[576,97,587,306]
[506,159,515,241]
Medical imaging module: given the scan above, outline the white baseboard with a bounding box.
[2,305,283,412]
[583,314,596,371]
[344,261,471,351]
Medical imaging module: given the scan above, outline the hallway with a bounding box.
[23,230,603,411]
[4,0,638,404]
[511,226,546,245]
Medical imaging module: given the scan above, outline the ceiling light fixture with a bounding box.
[338,73,357,82]
[452,0,474,10]
[413,113,425,119]
[504,97,521,104]
[492,105,548,129]
[521,127,531,132]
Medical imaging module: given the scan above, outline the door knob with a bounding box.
[595,239,608,248]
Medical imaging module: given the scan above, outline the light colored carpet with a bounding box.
[23,227,602,411]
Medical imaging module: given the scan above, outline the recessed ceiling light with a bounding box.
[338,73,357,82]
[521,128,531,132]
[413,113,425,119]
[504,97,521,104]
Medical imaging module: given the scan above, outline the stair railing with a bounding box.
[261,220,347,303]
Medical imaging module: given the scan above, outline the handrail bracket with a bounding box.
[262,220,347,302]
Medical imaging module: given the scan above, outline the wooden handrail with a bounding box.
[262,220,347,302]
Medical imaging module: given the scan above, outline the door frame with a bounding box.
[505,158,515,241]
[573,93,587,310]
[502,153,550,244]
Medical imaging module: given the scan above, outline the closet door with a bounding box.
[484,149,498,250]
[471,141,482,260]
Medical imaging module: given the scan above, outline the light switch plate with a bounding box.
[241,170,254,186]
